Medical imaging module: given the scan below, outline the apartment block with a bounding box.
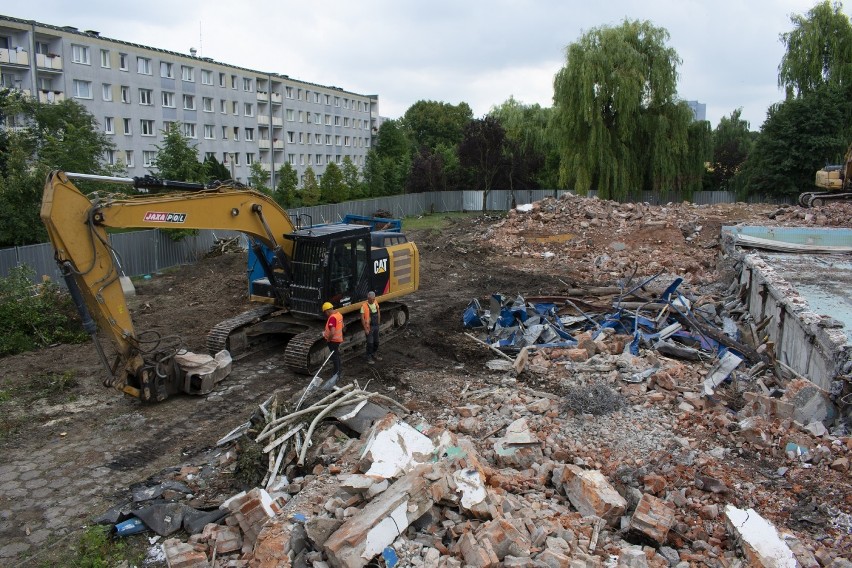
[0,15,378,185]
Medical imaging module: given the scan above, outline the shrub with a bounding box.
[0,265,88,356]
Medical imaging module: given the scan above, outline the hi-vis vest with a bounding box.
[361,301,380,328]
[324,311,343,343]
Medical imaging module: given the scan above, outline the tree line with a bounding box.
[1,0,850,247]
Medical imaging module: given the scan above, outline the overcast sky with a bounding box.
[4,0,843,129]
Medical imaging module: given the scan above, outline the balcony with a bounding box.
[272,140,284,149]
[270,92,282,104]
[0,48,29,66]
[258,161,271,172]
[35,53,63,70]
[271,116,283,127]
[258,139,270,149]
[38,90,65,104]
[256,90,268,102]
[257,114,270,124]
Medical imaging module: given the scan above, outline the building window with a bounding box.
[325,135,332,145]
[137,57,151,75]
[314,133,322,144]
[121,86,130,103]
[204,124,214,139]
[125,150,134,167]
[123,118,132,135]
[314,114,321,125]
[221,126,228,139]
[285,86,294,99]
[139,89,153,105]
[325,114,331,126]
[220,100,227,114]
[316,154,323,165]
[162,91,175,107]
[202,97,213,112]
[314,92,321,103]
[183,94,196,110]
[141,119,155,136]
[72,80,92,99]
[288,154,295,165]
[243,103,253,117]
[100,49,110,68]
[298,89,303,100]
[160,61,173,78]
[335,135,341,146]
[233,126,239,141]
[105,150,115,166]
[245,128,254,141]
[205,152,215,160]
[231,75,237,89]
[102,84,112,101]
[233,153,240,166]
[231,101,238,115]
[334,96,340,107]
[182,123,196,138]
[334,116,340,126]
[300,154,305,165]
[201,69,213,85]
[307,154,313,165]
[344,136,350,146]
[104,117,114,134]
[343,98,349,109]
[335,155,341,164]
[246,153,254,165]
[181,65,194,82]
[325,94,330,105]
[298,132,304,144]
[71,44,90,65]
[242,77,252,91]
[286,131,295,143]
[219,72,226,87]
[344,117,350,127]
[143,150,156,167]
[119,53,128,71]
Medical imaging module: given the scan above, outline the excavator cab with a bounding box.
[284,224,372,315]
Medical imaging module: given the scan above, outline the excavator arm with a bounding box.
[40,170,298,401]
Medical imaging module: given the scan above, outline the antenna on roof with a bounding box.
[199,19,203,58]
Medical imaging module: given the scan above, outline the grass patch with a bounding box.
[0,371,79,407]
[52,525,143,568]
[403,211,488,231]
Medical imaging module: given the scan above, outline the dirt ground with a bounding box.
[0,199,850,564]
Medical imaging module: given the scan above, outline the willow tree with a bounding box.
[553,20,700,199]
[778,0,852,98]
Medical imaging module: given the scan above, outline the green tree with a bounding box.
[490,97,556,193]
[374,120,410,161]
[274,162,299,207]
[553,19,699,199]
[320,162,347,203]
[737,83,852,198]
[152,123,203,182]
[779,1,852,98]
[341,156,364,198]
[201,154,231,184]
[0,94,116,246]
[248,162,271,193]
[406,148,447,193]
[707,109,753,191]
[363,151,386,197]
[301,166,320,205]
[402,100,473,152]
[458,116,507,210]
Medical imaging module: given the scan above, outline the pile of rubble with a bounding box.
[483,195,852,285]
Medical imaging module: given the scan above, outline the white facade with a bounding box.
[0,15,379,185]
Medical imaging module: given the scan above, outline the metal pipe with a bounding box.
[64,172,136,184]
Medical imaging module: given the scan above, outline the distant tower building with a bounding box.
[686,100,707,122]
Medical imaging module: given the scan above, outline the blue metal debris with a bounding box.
[462,282,734,363]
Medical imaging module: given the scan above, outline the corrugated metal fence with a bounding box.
[0,188,790,284]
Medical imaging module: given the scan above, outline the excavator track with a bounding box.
[283,302,410,375]
[206,305,279,357]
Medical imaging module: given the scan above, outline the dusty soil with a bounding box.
[0,199,850,564]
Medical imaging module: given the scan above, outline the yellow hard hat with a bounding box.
[321,302,334,311]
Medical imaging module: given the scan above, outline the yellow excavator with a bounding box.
[40,171,419,403]
[799,144,852,207]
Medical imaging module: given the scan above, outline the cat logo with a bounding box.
[374,258,388,274]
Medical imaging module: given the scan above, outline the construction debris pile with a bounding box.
[483,195,852,285]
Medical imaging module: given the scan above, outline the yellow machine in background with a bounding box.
[800,144,852,207]
[40,171,419,402]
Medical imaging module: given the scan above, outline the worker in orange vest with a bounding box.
[322,302,343,386]
[360,291,382,364]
